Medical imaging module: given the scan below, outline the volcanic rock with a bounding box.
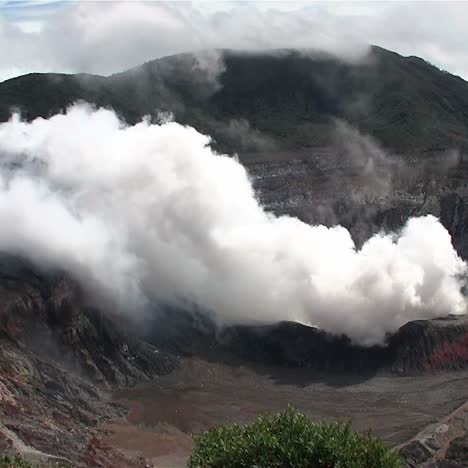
[147,310,468,374]
[0,254,177,465]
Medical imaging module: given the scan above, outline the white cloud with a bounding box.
[1,1,468,82]
[0,104,465,345]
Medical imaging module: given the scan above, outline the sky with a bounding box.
[0,1,468,82]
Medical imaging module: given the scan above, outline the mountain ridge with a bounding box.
[2,46,468,153]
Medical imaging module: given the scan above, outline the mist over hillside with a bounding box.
[2,46,468,154]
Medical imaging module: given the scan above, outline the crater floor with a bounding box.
[103,357,468,467]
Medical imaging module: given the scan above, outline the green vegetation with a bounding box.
[189,406,402,468]
[1,47,468,154]
[0,455,32,468]
[0,455,71,468]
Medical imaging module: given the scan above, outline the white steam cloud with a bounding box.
[0,104,466,345]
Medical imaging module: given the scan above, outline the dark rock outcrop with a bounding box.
[390,316,468,373]
[445,433,468,466]
[220,316,468,374]
[147,310,468,375]
[218,322,390,373]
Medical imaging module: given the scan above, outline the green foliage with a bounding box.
[0,455,32,468]
[0,455,71,468]
[189,406,402,468]
[2,47,468,154]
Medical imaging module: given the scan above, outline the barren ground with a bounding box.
[102,357,468,467]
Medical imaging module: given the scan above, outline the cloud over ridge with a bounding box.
[3,1,468,82]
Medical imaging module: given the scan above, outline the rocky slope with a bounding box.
[0,255,176,466]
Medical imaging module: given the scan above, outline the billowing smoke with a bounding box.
[0,104,466,345]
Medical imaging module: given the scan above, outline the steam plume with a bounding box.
[0,104,465,345]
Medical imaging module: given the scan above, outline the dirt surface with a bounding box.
[103,357,468,467]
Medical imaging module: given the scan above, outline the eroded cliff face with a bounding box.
[390,316,468,373]
[0,255,176,466]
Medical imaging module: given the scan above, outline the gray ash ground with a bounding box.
[104,358,468,467]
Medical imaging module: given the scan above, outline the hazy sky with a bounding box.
[1,1,468,82]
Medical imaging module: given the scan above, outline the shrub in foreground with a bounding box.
[189,406,402,468]
[0,456,31,468]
